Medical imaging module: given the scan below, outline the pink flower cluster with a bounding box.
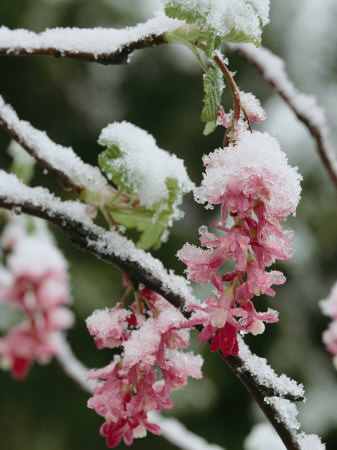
[320,282,337,369]
[86,285,203,448]
[0,223,73,379]
[178,131,302,357]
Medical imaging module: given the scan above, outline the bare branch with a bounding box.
[230,43,337,189]
[0,16,181,65]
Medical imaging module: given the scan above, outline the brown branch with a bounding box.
[231,44,337,189]
[0,33,166,66]
[0,112,82,194]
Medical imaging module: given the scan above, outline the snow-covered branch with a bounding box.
[54,334,225,450]
[229,43,337,189]
[0,14,181,65]
[0,94,112,196]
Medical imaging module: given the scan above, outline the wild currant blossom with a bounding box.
[178,129,302,357]
[0,218,73,379]
[320,282,337,369]
[86,283,202,448]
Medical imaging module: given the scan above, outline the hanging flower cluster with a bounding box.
[86,283,203,448]
[178,130,302,357]
[0,219,73,379]
[320,282,337,369]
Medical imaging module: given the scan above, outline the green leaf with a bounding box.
[109,208,167,250]
[222,27,260,46]
[203,121,217,136]
[163,0,267,47]
[107,178,180,250]
[201,66,224,135]
[204,32,221,59]
[164,5,206,24]
[8,141,35,185]
[98,146,136,197]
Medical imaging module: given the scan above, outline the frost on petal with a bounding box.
[322,320,337,355]
[194,131,302,218]
[123,319,161,369]
[86,308,130,349]
[240,91,266,122]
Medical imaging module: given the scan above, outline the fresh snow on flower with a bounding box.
[195,130,302,217]
[98,121,193,208]
[179,129,302,358]
[240,91,267,123]
[244,423,285,450]
[86,286,202,447]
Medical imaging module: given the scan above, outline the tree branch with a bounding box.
[0,94,113,198]
[0,15,181,65]
[229,43,337,189]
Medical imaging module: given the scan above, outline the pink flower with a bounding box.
[321,283,337,368]
[0,234,72,379]
[179,131,301,358]
[86,286,203,447]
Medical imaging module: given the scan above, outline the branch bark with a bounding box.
[0,33,166,65]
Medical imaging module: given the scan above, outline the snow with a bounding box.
[0,94,112,198]
[53,333,96,393]
[195,131,302,218]
[0,12,182,58]
[148,412,225,450]
[98,121,194,208]
[238,337,304,399]
[240,91,266,122]
[229,43,337,177]
[296,433,326,450]
[123,319,161,367]
[265,397,300,431]
[320,281,337,318]
[244,423,285,450]
[162,0,269,44]
[8,236,67,277]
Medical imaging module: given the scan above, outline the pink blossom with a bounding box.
[86,286,203,447]
[0,232,72,379]
[179,131,301,358]
[321,283,337,368]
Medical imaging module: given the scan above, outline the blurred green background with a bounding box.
[0,1,337,449]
